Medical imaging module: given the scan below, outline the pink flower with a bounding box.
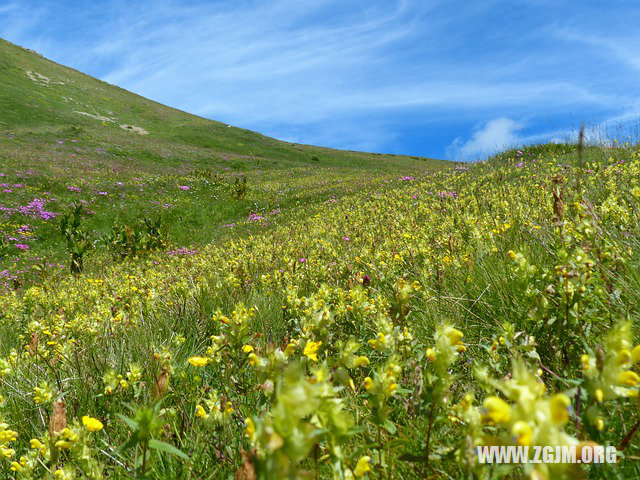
[167,247,197,257]
[248,213,265,222]
[178,185,190,191]
[438,191,457,198]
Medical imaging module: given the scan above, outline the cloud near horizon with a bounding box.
[1,0,640,160]
[447,118,525,161]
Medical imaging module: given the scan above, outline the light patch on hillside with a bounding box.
[120,124,148,135]
[25,70,50,85]
[74,111,114,122]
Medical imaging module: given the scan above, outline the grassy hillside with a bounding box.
[1,140,639,479]
[0,38,437,168]
[0,38,447,289]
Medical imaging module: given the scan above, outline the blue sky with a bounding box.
[1,0,639,160]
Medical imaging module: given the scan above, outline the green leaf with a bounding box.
[116,435,140,454]
[382,419,397,434]
[148,439,189,460]
[116,413,139,431]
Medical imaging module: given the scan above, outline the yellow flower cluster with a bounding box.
[0,144,639,477]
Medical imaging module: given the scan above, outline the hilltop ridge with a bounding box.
[0,37,444,170]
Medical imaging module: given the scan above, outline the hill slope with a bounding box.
[0,37,442,170]
[0,38,448,285]
[1,140,639,478]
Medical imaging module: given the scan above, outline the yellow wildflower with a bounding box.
[354,455,371,477]
[354,356,370,367]
[446,328,464,346]
[82,416,103,432]
[29,439,43,450]
[368,332,386,350]
[631,345,640,363]
[594,416,605,431]
[303,341,322,361]
[284,341,297,356]
[244,417,256,439]
[10,458,25,472]
[580,354,590,371]
[363,377,373,390]
[549,394,570,424]
[595,389,604,403]
[188,356,209,367]
[459,394,473,411]
[617,349,632,365]
[385,383,398,396]
[482,396,512,424]
[618,370,640,386]
[195,405,208,419]
[512,421,532,446]
[247,353,259,366]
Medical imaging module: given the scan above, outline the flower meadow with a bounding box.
[1,143,640,479]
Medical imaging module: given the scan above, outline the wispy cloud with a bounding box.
[1,0,640,158]
[447,117,524,160]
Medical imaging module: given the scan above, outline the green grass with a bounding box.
[1,140,640,478]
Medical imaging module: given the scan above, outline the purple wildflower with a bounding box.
[248,213,265,222]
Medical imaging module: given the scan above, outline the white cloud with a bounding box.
[446,117,524,161]
[447,109,640,161]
